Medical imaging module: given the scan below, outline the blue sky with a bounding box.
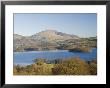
[14,13,97,38]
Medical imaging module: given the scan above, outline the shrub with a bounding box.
[89,60,97,75]
[52,57,90,75]
[33,58,46,65]
[31,63,53,75]
[15,64,22,72]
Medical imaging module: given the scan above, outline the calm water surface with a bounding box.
[14,48,97,65]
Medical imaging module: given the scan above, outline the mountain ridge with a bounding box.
[30,30,79,41]
[14,30,96,52]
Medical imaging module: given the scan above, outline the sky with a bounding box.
[14,13,97,38]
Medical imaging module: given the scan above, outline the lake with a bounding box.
[14,48,97,65]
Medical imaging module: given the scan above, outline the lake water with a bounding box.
[14,48,97,65]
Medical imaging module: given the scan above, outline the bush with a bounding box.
[30,63,53,75]
[33,58,46,65]
[52,57,90,75]
[89,60,97,75]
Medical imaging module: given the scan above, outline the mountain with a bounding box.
[30,30,79,41]
[14,34,24,39]
[14,30,96,52]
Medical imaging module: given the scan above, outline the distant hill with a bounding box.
[14,34,24,39]
[14,30,96,52]
[30,30,79,41]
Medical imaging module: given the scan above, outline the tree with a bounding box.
[33,58,46,65]
[15,64,21,72]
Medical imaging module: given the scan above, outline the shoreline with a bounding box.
[14,58,97,66]
[14,47,97,53]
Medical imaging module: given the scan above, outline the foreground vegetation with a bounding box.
[14,58,97,75]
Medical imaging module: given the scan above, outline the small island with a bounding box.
[69,47,92,53]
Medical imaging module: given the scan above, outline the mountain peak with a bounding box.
[42,29,57,33]
[32,29,79,41]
